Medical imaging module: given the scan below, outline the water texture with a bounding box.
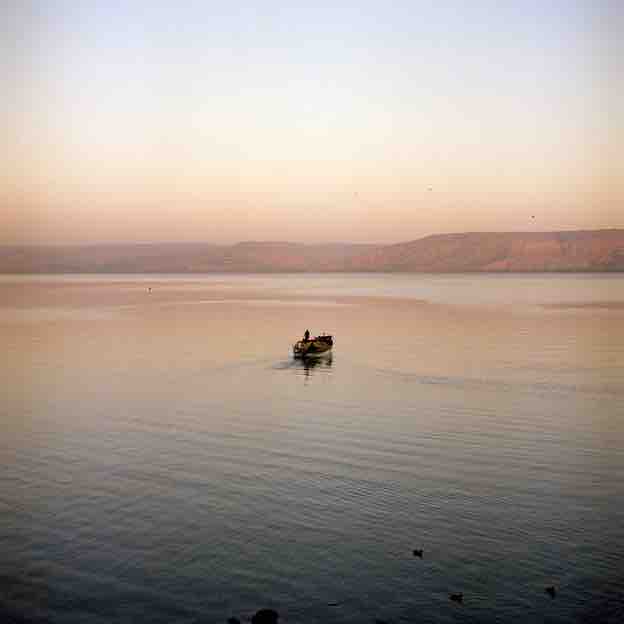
[1,274,623,623]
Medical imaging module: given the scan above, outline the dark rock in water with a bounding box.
[545,586,556,598]
[412,548,423,558]
[449,593,463,603]
[227,618,241,624]
[251,608,279,624]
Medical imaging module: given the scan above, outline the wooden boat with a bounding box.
[293,334,333,358]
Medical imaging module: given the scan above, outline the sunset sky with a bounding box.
[2,1,622,244]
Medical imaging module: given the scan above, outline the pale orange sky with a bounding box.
[2,1,622,244]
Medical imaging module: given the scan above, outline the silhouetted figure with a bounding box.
[545,586,556,598]
[413,548,423,558]
[304,329,310,341]
[449,593,463,603]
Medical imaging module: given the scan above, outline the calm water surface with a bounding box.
[1,274,623,623]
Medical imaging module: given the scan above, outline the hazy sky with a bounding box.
[2,1,622,244]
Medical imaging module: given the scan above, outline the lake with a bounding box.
[1,273,623,623]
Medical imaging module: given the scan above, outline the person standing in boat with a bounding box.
[304,329,310,342]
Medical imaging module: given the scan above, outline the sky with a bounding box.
[1,0,622,244]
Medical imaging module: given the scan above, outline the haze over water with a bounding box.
[1,273,623,623]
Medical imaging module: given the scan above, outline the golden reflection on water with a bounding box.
[1,275,623,393]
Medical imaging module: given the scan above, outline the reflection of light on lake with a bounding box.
[3,274,623,624]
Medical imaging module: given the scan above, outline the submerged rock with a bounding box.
[251,608,279,624]
[449,593,463,603]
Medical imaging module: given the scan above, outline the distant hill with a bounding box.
[0,241,377,273]
[1,230,623,273]
[342,230,624,272]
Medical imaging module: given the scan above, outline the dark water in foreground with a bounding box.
[1,274,623,623]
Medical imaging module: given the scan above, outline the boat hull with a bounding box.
[293,339,333,359]
[295,346,332,359]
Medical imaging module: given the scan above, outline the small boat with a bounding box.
[293,333,333,358]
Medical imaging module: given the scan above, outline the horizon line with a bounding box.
[2,228,622,248]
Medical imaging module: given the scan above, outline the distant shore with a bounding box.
[1,230,623,273]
